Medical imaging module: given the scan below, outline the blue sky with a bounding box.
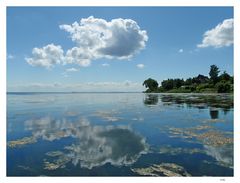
[7,7,233,92]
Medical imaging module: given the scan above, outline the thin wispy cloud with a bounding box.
[20,82,62,88]
[66,68,79,72]
[7,54,15,60]
[136,64,145,69]
[197,18,233,48]
[102,63,110,67]
[61,72,69,78]
[8,81,144,92]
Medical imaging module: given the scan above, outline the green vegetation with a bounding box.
[143,78,159,93]
[209,65,220,84]
[143,65,233,93]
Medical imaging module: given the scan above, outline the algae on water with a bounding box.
[132,163,191,176]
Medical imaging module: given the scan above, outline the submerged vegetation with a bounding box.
[8,136,37,148]
[168,127,233,147]
[143,65,233,93]
[132,163,191,176]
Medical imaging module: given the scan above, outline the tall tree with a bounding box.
[161,79,174,90]
[143,78,159,92]
[209,65,220,84]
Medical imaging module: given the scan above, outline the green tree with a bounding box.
[143,78,159,92]
[209,65,220,84]
[216,81,231,93]
[161,79,174,90]
[173,78,184,88]
[185,78,193,86]
[219,71,231,81]
[230,76,234,84]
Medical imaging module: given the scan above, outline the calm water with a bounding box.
[7,93,233,176]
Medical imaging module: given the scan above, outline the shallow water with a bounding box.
[7,93,233,176]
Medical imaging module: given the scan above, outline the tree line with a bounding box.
[143,65,233,93]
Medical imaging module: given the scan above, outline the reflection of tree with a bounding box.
[159,94,233,114]
[143,94,159,106]
[223,108,230,115]
[209,109,219,119]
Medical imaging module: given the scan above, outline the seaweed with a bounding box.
[43,156,71,170]
[8,136,37,148]
[132,163,191,176]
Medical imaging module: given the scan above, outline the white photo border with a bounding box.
[0,0,239,183]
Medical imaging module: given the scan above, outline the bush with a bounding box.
[196,83,209,92]
[215,81,231,93]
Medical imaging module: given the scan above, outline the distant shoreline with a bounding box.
[7,92,233,95]
[7,91,143,95]
[143,91,233,94]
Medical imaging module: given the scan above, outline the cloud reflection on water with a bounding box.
[204,144,233,168]
[23,116,148,169]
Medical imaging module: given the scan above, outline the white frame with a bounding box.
[1,0,239,183]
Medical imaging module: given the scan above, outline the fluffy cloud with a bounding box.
[197,18,233,48]
[26,44,64,69]
[64,47,92,67]
[60,16,148,60]
[26,17,147,69]
[136,64,144,69]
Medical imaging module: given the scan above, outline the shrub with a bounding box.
[215,81,231,93]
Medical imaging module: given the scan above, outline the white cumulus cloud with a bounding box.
[26,17,148,69]
[64,47,92,67]
[197,18,233,48]
[136,64,145,69]
[60,16,148,60]
[26,44,64,69]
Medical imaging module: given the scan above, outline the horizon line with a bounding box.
[7,91,144,94]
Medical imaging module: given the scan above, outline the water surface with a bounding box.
[7,93,233,176]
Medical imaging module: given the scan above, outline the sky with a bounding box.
[7,7,233,92]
